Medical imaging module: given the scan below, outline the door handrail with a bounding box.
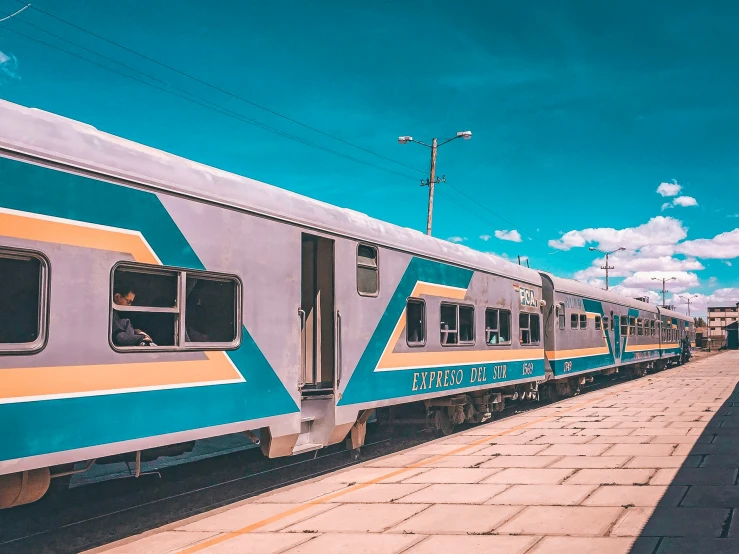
[335,310,342,389]
[298,308,306,389]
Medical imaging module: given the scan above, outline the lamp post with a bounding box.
[679,294,698,317]
[652,276,677,307]
[588,247,625,291]
[398,131,472,236]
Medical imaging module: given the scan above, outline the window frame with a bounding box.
[595,315,602,331]
[0,246,51,355]
[110,261,243,353]
[557,302,566,330]
[485,308,512,346]
[579,313,587,330]
[440,302,475,347]
[603,315,609,330]
[628,316,636,336]
[519,311,541,346]
[405,297,426,347]
[356,243,380,297]
[637,318,643,336]
[571,313,579,330]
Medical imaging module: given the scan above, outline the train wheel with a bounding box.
[434,410,455,436]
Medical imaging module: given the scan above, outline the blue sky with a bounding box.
[1,1,737,315]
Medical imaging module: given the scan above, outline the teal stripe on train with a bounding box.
[0,157,298,463]
[338,257,546,406]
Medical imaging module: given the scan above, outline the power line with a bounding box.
[0,21,420,181]
[11,1,427,176]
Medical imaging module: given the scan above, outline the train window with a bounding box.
[485,308,511,345]
[440,303,458,345]
[620,315,628,336]
[637,318,643,336]
[111,264,241,352]
[356,244,379,296]
[595,315,602,330]
[520,312,540,345]
[650,320,655,336]
[406,298,425,346]
[459,305,475,344]
[603,316,609,330]
[628,316,636,336]
[0,247,49,354]
[571,313,578,329]
[610,311,614,330]
[557,303,566,330]
[579,314,587,329]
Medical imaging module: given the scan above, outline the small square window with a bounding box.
[357,244,379,296]
[441,303,474,346]
[603,316,609,330]
[595,315,602,330]
[459,305,475,344]
[486,308,511,345]
[571,313,579,329]
[520,312,540,345]
[557,303,566,330]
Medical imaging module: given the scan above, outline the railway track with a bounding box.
[0,367,669,554]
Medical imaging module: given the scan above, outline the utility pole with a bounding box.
[652,276,676,307]
[398,131,472,236]
[588,247,625,291]
[679,294,698,316]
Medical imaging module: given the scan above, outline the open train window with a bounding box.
[579,314,587,329]
[637,318,643,336]
[486,308,511,345]
[520,312,540,345]
[557,303,566,330]
[440,303,474,346]
[0,247,49,354]
[406,298,425,346]
[595,315,602,330]
[571,313,578,329]
[111,263,241,352]
[357,244,379,296]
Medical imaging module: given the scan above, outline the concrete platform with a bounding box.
[88,351,739,554]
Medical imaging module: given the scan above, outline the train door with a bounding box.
[300,234,335,394]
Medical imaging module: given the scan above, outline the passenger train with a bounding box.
[0,100,694,508]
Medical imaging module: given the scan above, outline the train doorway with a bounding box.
[300,234,335,394]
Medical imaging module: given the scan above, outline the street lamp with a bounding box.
[679,294,698,317]
[398,131,472,236]
[588,247,625,291]
[652,276,677,307]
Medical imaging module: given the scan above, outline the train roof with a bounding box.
[657,306,692,322]
[539,272,659,313]
[0,100,542,286]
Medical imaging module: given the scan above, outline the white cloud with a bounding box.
[619,270,699,293]
[729,214,739,218]
[0,51,19,81]
[657,181,682,197]
[661,202,672,211]
[676,228,739,259]
[447,236,466,243]
[672,196,698,208]
[479,234,492,241]
[664,288,739,316]
[494,229,522,243]
[574,254,703,281]
[549,216,686,251]
[708,277,718,287]
[724,261,733,267]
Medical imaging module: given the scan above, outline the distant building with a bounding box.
[707,301,739,340]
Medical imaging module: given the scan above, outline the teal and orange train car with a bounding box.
[0,100,692,508]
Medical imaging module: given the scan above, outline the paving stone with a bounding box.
[566,469,654,485]
[409,443,477,456]
[565,421,622,429]
[403,467,502,484]
[667,468,738,486]
[625,456,701,469]
[366,454,432,468]
[530,434,596,444]
[256,482,348,503]
[549,456,630,469]
[480,455,560,468]
[610,507,729,537]
[403,535,537,554]
[701,455,739,468]
[588,435,654,444]
[527,536,652,554]
[681,486,739,507]
[497,506,623,536]
[178,503,335,533]
[650,468,679,485]
[655,538,739,554]
[394,483,509,504]
[482,467,575,485]
[195,533,316,554]
[631,427,690,436]
[538,444,611,457]
[282,503,428,533]
[322,467,429,484]
[279,533,421,554]
[419,455,492,468]
[486,484,596,506]
[100,531,221,554]
[583,485,685,507]
[321,483,427,503]
[386,503,521,534]
[604,444,678,457]
[474,444,550,456]
[575,428,636,436]
[649,435,707,444]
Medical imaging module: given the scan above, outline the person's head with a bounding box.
[113,281,135,306]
